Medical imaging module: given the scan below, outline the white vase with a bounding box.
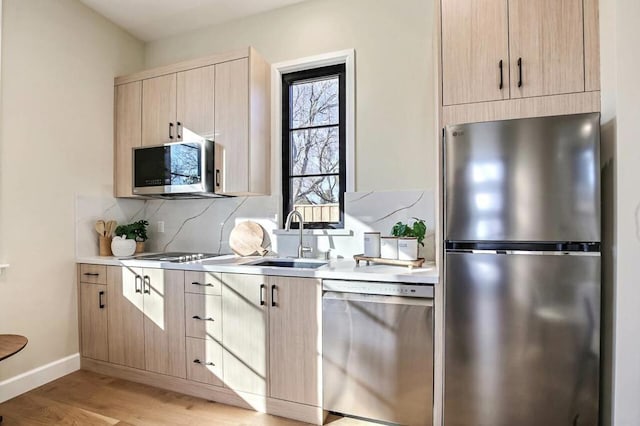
[111,236,136,257]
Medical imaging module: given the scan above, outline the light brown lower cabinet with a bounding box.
[221,273,268,396]
[220,273,322,406]
[79,282,108,361]
[186,337,224,386]
[268,276,322,406]
[79,264,323,423]
[106,266,186,378]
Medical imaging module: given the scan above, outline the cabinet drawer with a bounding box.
[185,271,222,295]
[185,293,222,340]
[79,264,107,285]
[186,337,223,386]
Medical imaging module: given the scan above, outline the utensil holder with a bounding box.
[135,241,145,254]
[99,236,113,256]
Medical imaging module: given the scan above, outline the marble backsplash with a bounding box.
[76,190,436,261]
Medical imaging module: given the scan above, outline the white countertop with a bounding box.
[76,254,439,284]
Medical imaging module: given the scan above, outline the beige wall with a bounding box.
[606,0,640,424]
[0,0,143,381]
[145,0,435,192]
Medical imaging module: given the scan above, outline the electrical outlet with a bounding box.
[157,221,165,233]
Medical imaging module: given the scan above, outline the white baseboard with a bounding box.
[0,353,80,403]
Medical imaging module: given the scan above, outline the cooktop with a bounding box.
[133,252,223,263]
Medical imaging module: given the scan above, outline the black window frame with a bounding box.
[281,64,347,229]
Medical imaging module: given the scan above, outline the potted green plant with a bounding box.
[391,217,427,260]
[114,220,149,254]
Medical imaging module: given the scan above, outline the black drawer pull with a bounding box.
[191,281,214,287]
[271,284,277,307]
[517,57,523,88]
[499,59,503,90]
[83,272,100,276]
[135,275,142,293]
[193,359,215,366]
[192,315,214,321]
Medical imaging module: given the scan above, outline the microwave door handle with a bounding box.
[169,122,174,140]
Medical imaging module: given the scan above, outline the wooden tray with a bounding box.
[353,254,425,269]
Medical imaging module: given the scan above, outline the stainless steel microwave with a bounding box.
[132,136,223,198]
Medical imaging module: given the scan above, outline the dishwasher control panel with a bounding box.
[323,280,434,298]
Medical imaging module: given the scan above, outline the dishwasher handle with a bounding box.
[322,291,433,307]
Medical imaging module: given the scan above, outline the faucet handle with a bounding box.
[300,246,312,258]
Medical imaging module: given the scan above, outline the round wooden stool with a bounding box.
[0,334,28,423]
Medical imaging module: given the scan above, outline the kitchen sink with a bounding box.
[247,259,327,269]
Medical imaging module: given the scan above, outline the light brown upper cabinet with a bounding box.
[114,82,141,198]
[441,0,599,106]
[509,0,585,98]
[142,73,177,146]
[113,47,270,198]
[441,0,510,105]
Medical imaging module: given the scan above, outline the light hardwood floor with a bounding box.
[0,370,371,425]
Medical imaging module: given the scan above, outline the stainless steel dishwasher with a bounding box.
[322,280,434,426]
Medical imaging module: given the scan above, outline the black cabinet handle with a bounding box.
[143,275,151,294]
[83,272,100,276]
[169,122,174,139]
[98,291,105,309]
[193,359,215,366]
[260,284,265,306]
[192,315,214,321]
[517,57,523,88]
[271,284,276,307]
[191,281,214,287]
[215,169,221,188]
[499,59,503,90]
[135,275,142,293]
[176,121,182,139]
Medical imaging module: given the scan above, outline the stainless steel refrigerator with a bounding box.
[443,113,601,426]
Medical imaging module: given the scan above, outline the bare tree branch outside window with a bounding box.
[283,64,345,227]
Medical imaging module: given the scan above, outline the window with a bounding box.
[282,64,346,229]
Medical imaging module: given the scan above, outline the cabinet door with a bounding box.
[221,273,267,395]
[143,268,186,378]
[80,283,108,361]
[215,59,249,195]
[268,276,321,406]
[509,0,585,98]
[177,65,215,139]
[441,0,509,105]
[142,74,177,146]
[107,266,145,369]
[114,82,142,197]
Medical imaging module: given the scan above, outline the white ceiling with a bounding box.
[80,0,310,42]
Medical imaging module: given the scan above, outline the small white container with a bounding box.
[398,237,418,261]
[380,237,399,259]
[363,232,381,258]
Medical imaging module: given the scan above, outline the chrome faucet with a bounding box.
[285,210,311,258]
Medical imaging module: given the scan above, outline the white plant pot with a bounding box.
[111,236,136,257]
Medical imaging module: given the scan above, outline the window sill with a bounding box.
[272,229,353,237]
